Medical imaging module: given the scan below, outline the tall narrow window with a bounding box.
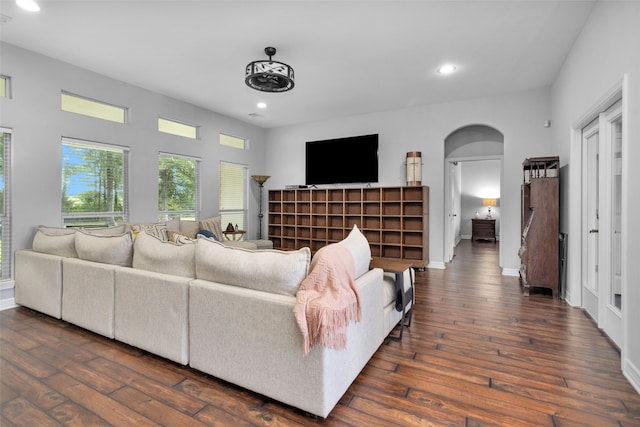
[61,92,127,123]
[158,153,200,221]
[62,138,129,227]
[219,162,247,232]
[0,129,12,279]
[220,134,246,150]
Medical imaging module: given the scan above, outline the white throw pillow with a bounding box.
[32,226,78,258]
[75,229,134,267]
[195,237,311,296]
[80,224,129,236]
[338,224,371,278]
[133,231,196,278]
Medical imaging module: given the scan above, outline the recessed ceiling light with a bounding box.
[257,102,267,109]
[437,64,457,75]
[16,0,40,12]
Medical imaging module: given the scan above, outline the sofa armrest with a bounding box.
[15,249,63,318]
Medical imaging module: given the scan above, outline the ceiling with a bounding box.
[0,0,596,129]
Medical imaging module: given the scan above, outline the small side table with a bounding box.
[370,257,414,340]
[223,230,246,241]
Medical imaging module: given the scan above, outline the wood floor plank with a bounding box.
[1,397,62,427]
[43,372,160,427]
[0,360,67,410]
[48,400,111,426]
[2,240,639,426]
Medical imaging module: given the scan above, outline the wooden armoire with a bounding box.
[519,156,560,298]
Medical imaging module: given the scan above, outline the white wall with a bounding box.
[0,43,267,298]
[265,89,552,270]
[550,1,640,391]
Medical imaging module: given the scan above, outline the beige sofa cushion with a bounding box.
[80,224,129,236]
[32,226,78,258]
[195,237,310,296]
[338,225,371,279]
[75,229,134,267]
[133,231,196,278]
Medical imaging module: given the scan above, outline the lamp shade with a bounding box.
[252,175,270,185]
[482,198,497,207]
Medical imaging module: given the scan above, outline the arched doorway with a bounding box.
[444,125,504,264]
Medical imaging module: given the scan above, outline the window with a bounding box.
[219,162,247,232]
[158,153,200,221]
[220,133,246,150]
[0,129,11,279]
[61,92,127,123]
[158,118,198,139]
[0,75,10,98]
[62,138,129,227]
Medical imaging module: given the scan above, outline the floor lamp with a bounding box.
[252,175,270,239]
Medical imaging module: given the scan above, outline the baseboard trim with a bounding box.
[624,358,640,395]
[428,261,446,270]
[502,268,519,277]
[0,297,17,311]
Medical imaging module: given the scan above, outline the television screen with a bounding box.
[305,134,379,185]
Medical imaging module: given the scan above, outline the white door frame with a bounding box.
[567,76,627,361]
[444,154,504,268]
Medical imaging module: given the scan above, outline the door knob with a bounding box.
[589,229,599,233]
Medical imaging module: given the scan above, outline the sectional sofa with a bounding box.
[13,218,412,418]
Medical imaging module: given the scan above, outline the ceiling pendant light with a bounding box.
[245,47,295,93]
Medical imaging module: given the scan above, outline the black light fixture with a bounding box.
[245,47,295,93]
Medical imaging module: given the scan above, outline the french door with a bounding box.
[581,100,623,347]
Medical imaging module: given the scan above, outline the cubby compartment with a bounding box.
[403,202,423,216]
[382,217,401,230]
[363,203,380,215]
[382,231,401,244]
[382,187,401,201]
[345,203,361,215]
[345,188,362,201]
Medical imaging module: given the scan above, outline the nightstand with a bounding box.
[472,219,496,243]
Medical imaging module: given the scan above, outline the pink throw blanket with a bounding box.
[294,244,362,355]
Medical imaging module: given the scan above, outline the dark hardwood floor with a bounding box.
[2,240,639,426]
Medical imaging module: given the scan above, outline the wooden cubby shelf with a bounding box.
[268,186,429,268]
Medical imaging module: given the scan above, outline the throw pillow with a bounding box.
[32,226,78,258]
[133,231,196,278]
[199,216,226,241]
[338,224,372,279]
[75,229,134,267]
[129,222,168,241]
[167,230,197,244]
[196,229,217,240]
[179,219,201,235]
[195,237,311,296]
[80,224,129,236]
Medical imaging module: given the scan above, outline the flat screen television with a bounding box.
[305,134,379,185]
